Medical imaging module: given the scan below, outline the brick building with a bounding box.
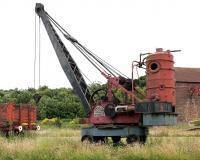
[175,67,200,122]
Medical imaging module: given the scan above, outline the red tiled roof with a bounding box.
[175,67,200,83]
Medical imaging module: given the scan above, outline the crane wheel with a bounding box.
[126,135,147,144]
[126,135,138,144]
[139,135,147,144]
[81,136,93,144]
[93,136,108,144]
[111,136,121,145]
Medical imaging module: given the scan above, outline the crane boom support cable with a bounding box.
[46,12,129,78]
[47,13,121,77]
[73,43,115,76]
[76,43,117,76]
[48,15,116,77]
[80,70,93,84]
[79,44,128,78]
[47,15,114,76]
[38,17,41,88]
[38,13,94,85]
[74,43,106,74]
[34,13,37,89]
[46,15,108,74]
[78,43,128,78]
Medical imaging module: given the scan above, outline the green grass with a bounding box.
[0,125,200,160]
[191,118,200,126]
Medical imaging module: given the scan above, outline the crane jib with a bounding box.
[35,3,92,115]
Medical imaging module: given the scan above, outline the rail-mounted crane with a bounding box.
[35,3,177,144]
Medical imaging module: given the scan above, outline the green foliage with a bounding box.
[135,86,146,100]
[191,118,200,126]
[89,82,106,93]
[89,82,107,102]
[134,75,146,88]
[68,118,80,125]
[0,86,84,120]
[67,118,82,129]
[0,89,34,104]
[112,89,131,104]
[89,79,147,104]
[37,87,84,120]
[0,78,146,121]
[41,118,62,127]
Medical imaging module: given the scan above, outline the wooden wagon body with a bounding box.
[0,103,39,135]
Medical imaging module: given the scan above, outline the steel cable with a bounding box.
[38,17,41,88]
[48,16,112,76]
[47,12,129,78]
[34,13,37,88]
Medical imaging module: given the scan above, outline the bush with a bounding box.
[41,118,49,125]
[67,118,82,129]
[41,118,62,127]
[68,118,80,125]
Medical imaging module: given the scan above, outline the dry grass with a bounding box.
[38,128,80,137]
[0,125,200,160]
[150,125,200,137]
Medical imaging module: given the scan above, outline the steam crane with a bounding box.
[35,3,177,144]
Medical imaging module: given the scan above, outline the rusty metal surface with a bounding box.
[146,49,176,106]
[0,103,37,131]
[135,102,173,113]
[142,113,177,126]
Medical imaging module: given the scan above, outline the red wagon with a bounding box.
[0,103,40,136]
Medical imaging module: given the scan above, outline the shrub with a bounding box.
[67,118,82,129]
[68,118,80,125]
[41,118,49,125]
[54,118,62,127]
[41,118,62,127]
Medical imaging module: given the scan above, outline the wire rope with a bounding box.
[47,13,129,78]
[38,17,41,88]
[34,13,37,88]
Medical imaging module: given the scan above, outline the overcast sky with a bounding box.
[0,0,200,90]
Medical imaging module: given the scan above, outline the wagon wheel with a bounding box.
[5,131,10,138]
[14,130,24,136]
[14,130,20,136]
